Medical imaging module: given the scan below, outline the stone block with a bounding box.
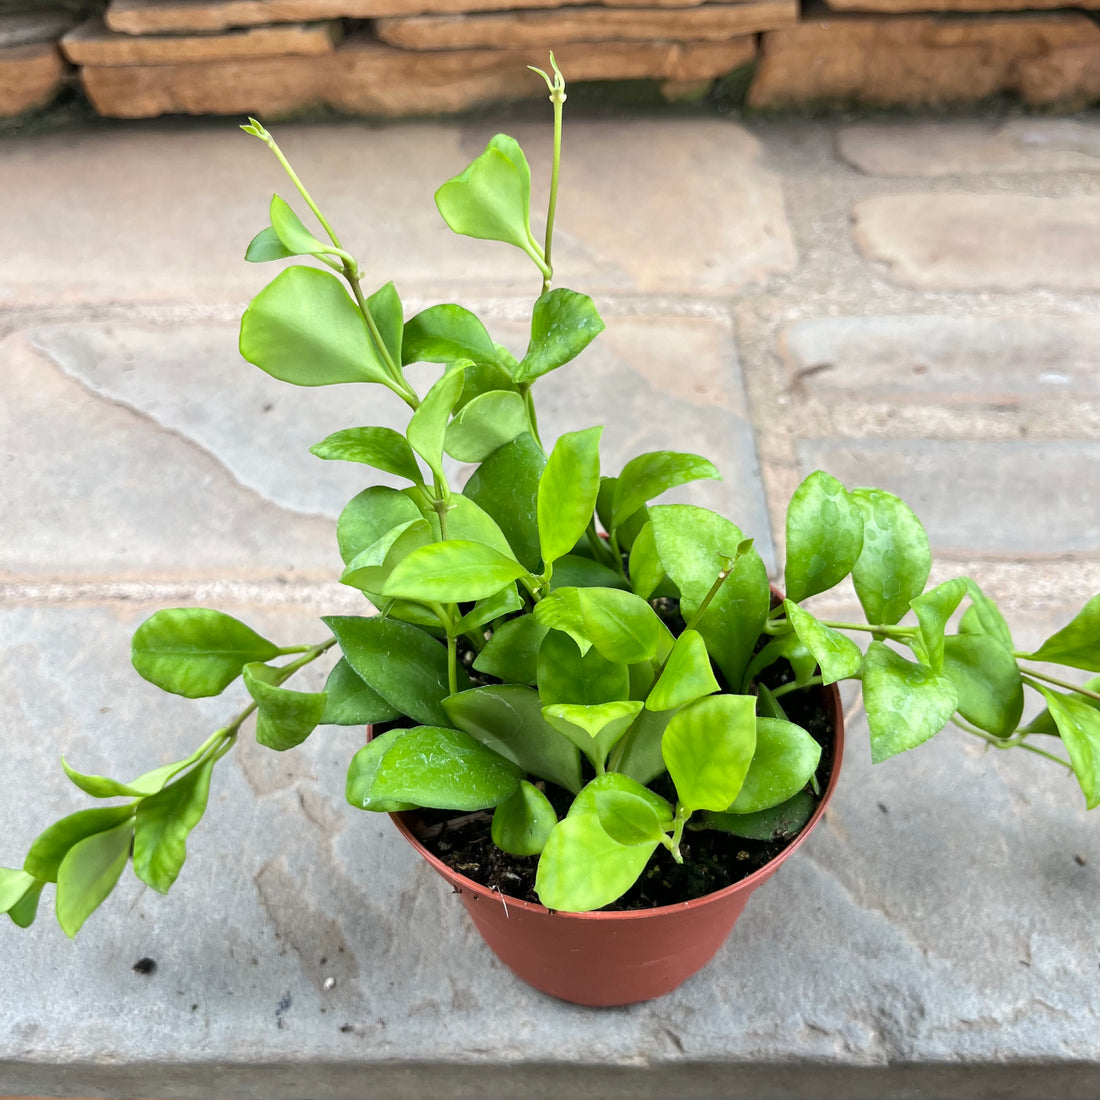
[0,10,74,48]
[61,16,340,66]
[780,315,1100,402]
[796,439,1100,555]
[375,5,784,50]
[749,13,1100,109]
[852,193,1100,291]
[825,0,1099,13]
[0,41,65,117]
[838,118,1100,176]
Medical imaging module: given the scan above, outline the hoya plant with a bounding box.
[2,60,1098,937]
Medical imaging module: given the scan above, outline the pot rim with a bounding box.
[390,679,844,922]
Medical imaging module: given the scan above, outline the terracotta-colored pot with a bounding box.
[389,681,843,1006]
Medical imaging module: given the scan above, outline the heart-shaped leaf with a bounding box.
[645,629,720,712]
[514,288,605,384]
[492,781,558,857]
[784,471,864,602]
[543,700,643,773]
[942,634,1023,738]
[726,718,821,814]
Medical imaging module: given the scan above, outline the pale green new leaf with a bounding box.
[543,700,643,772]
[645,629,720,711]
[268,194,333,258]
[0,868,35,914]
[407,367,466,484]
[910,577,968,671]
[382,540,527,603]
[513,289,605,384]
[244,226,294,263]
[611,451,721,532]
[24,805,136,883]
[534,586,663,666]
[537,426,603,569]
[784,601,863,686]
[492,781,557,857]
[445,390,530,462]
[56,819,134,939]
[243,663,328,751]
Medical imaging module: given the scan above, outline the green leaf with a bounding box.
[1022,594,1100,673]
[456,586,524,635]
[369,725,522,810]
[863,641,958,763]
[645,629,720,712]
[783,471,865,603]
[742,632,819,693]
[435,134,539,261]
[345,729,418,812]
[628,521,666,600]
[959,578,1015,653]
[571,771,674,823]
[550,554,630,592]
[402,304,503,369]
[536,628,629,706]
[131,608,279,699]
[365,280,404,367]
[910,578,968,671]
[325,615,464,728]
[942,634,1023,739]
[543,700,643,773]
[1035,687,1100,809]
[514,289,605,384]
[407,367,466,485]
[662,694,757,812]
[611,451,721,532]
[1024,675,1100,736]
[850,488,931,626]
[437,494,518,561]
[784,601,863,686]
[382,540,527,603]
[244,225,294,263]
[594,788,667,847]
[310,426,422,484]
[535,586,663,665]
[444,390,530,463]
[649,504,770,689]
[24,805,136,883]
[337,486,421,565]
[60,743,207,800]
[537,426,603,570]
[0,868,36,914]
[243,663,327,752]
[473,615,548,684]
[463,433,546,574]
[611,708,672,785]
[132,758,214,894]
[56,819,133,939]
[7,878,45,928]
[727,718,821,814]
[269,193,333,257]
[340,518,431,595]
[240,266,390,387]
[443,684,583,793]
[322,657,400,726]
[492,781,558,856]
[697,790,817,841]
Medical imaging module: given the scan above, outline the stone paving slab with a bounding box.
[852,193,1100,291]
[1,602,1097,1098]
[0,117,792,306]
[837,118,1100,176]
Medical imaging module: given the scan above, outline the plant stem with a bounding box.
[1020,667,1100,703]
[343,262,418,409]
[819,620,916,639]
[683,567,732,634]
[447,633,458,696]
[541,55,566,295]
[663,805,691,864]
[520,383,544,451]
[772,674,824,700]
[952,718,1073,770]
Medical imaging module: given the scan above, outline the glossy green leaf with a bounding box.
[910,578,968,671]
[340,518,431,595]
[131,608,280,699]
[365,280,404,367]
[628,521,666,600]
[610,708,672,785]
[0,868,36,914]
[456,586,524,635]
[543,700,643,772]
[942,634,1023,738]
[435,135,538,260]
[268,194,332,257]
[649,504,770,689]
[402,304,502,369]
[407,367,465,485]
[310,426,422,483]
[24,805,136,883]
[1022,594,1100,673]
[1035,687,1100,809]
[697,790,817,841]
[571,771,674,823]
[850,488,931,626]
[727,718,821,814]
[244,225,294,263]
[132,757,215,894]
[59,745,203,800]
[959,578,1015,654]
[443,685,583,793]
[322,657,400,725]
[662,694,757,812]
[336,486,421,565]
[863,641,958,763]
[514,289,605,384]
[535,586,663,666]
[784,601,863,686]
[1024,675,1100,736]
[444,390,530,462]
[550,554,630,592]
[538,426,603,569]
[783,471,865,602]
[611,451,720,532]
[240,266,389,387]
[491,781,557,856]
[325,615,463,728]
[536,628,629,706]
[437,494,518,561]
[382,540,526,603]
[7,878,44,928]
[345,729,418,813]
[645,629,720,711]
[56,819,133,939]
[370,725,522,811]
[594,788,667,847]
[463,433,546,573]
[243,663,327,752]
[473,615,548,684]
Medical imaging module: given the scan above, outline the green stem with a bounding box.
[683,567,733,634]
[542,58,566,295]
[447,633,458,696]
[819,620,917,639]
[663,805,691,864]
[520,383,544,451]
[344,263,418,409]
[1020,667,1100,704]
[772,674,824,700]
[952,718,1073,770]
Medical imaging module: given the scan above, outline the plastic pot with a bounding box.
[388,681,844,1006]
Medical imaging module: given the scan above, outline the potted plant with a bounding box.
[2,59,1097,1006]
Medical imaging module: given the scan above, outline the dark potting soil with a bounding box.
[410,617,837,912]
